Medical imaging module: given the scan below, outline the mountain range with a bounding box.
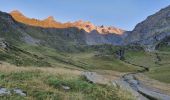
[1,5,170,51]
[10,10,125,35]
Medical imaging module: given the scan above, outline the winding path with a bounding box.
[83,50,170,100]
[122,73,170,100]
[119,59,170,100]
[83,63,170,100]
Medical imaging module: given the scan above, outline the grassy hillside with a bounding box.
[146,51,170,83]
[15,44,141,72]
[0,11,141,73]
[0,42,139,99]
[123,45,170,83]
[147,65,170,83]
[0,62,134,100]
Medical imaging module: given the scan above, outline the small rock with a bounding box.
[61,85,70,90]
[13,88,26,96]
[0,87,11,96]
[168,42,170,46]
[112,81,118,87]
[82,72,109,84]
[0,41,7,49]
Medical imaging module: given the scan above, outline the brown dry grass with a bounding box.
[0,62,82,76]
[0,62,134,100]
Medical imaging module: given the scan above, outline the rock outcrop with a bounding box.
[0,87,26,96]
[82,72,110,84]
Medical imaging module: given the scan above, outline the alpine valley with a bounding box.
[0,5,170,100]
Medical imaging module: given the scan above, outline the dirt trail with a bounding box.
[122,73,170,100]
[83,71,170,100]
[120,56,170,100]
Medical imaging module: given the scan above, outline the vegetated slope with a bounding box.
[122,44,170,83]
[147,39,170,83]
[0,10,141,72]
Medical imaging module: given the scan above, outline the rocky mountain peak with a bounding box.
[71,20,124,34]
[44,16,56,22]
[10,10,22,15]
[72,20,96,32]
[10,10,25,18]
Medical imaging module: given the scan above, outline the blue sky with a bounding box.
[0,0,170,30]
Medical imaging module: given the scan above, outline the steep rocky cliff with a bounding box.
[126,5,170,51]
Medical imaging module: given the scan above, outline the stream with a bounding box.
[119,60,170,100]
[121,73,170,100]
[83,50,170,100]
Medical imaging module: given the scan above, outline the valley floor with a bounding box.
[0,44,170,100]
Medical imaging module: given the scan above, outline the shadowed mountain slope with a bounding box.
[126,5,170,51]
